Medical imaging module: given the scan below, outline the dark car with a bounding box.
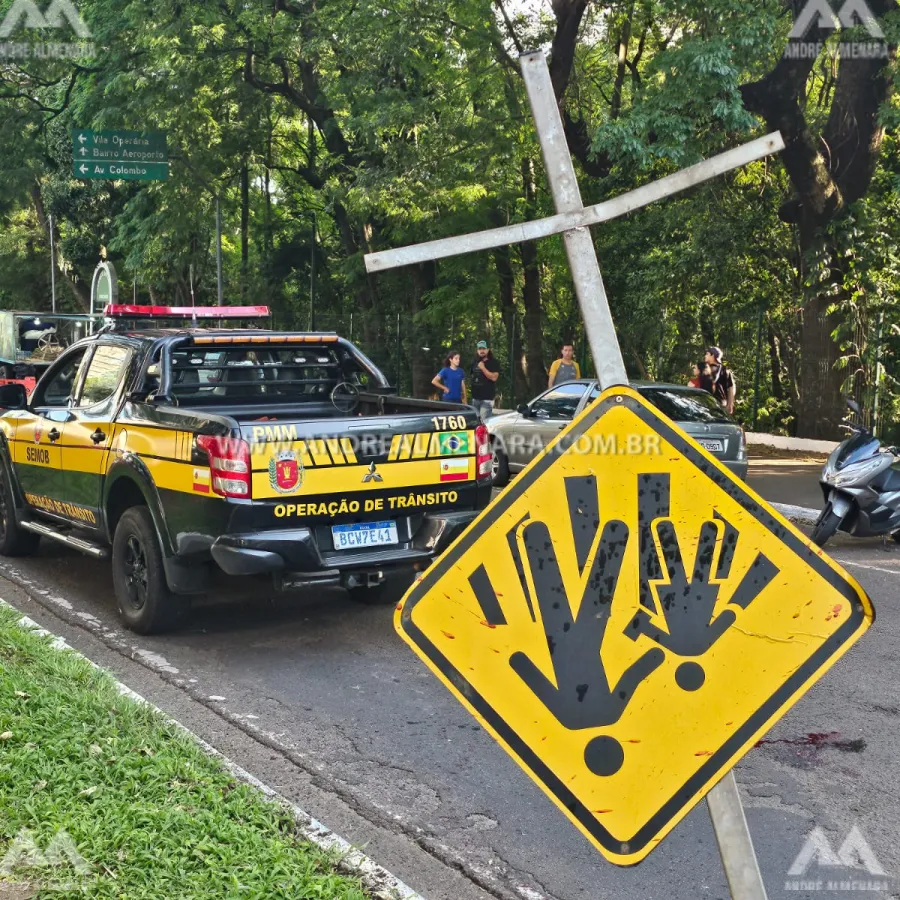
[487,380,748,485]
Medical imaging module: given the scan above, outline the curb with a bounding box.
[0,599,426,900]
[771,502,820,527]
[745,433,838,455]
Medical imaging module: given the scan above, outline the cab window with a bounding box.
[77,345,132,408]
[531,383,588,420]
[35,349,90,408]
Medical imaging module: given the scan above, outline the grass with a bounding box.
[0,606,368,899]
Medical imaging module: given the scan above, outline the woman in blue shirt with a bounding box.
[432,351,467,403]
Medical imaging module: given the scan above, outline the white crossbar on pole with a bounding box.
[364,132,784,274]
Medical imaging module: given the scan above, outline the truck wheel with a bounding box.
[491,444,510,488]
[112,507,184,634]
[0,465,39,557]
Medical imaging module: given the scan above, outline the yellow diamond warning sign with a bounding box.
[395,386,873,865]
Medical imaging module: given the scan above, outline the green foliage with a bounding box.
[0,0,896,428]
[0,606,367,898]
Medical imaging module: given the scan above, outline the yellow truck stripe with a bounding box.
[325,438,345,465]
[306,439,332,466]
[340,438,357,464]
[411,433,432,459]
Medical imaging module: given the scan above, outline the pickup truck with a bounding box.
[0,306,492,633]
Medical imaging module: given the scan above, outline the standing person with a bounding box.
[548,342,581,388]
[705,346,736,415]
[432,351,467,404]
[469,340,500,421]
[688,360,713,392]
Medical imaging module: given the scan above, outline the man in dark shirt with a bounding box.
[470,340,500,421]
[705,346,736,415]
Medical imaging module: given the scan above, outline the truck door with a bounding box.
[61,343,134,530]
[10,347,90,514]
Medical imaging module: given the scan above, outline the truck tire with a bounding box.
[112,506,184,634]
[0,464,39,557]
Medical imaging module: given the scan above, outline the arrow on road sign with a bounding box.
[77,133,87,144]
[78,164,88,174]
[79,147,87,156]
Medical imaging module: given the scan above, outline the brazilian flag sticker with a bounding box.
[439,432,471,456]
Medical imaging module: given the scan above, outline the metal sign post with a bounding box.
[363,50,793,896]
[518,51,766,899]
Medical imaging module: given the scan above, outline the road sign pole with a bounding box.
[707,772,769,900]
[48,213,57,314]
[518,51,627,390]
[216,195,224,306]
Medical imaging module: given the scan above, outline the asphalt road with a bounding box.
[3,462,898,900]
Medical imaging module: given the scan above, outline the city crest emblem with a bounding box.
[269,450,303,494]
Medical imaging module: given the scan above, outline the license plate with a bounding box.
[698,439,724,453]
[332,521,399,549]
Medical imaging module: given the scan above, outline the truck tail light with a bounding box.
[195,435,252,499]
[475,425,492,479]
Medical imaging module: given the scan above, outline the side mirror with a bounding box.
[517,404,531,416]
[845,396,862,416]
[0,383,28,410]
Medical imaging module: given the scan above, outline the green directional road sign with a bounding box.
[72,129,169,181]
[73,160,169,182]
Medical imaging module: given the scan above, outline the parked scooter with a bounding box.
[812,398,900,547]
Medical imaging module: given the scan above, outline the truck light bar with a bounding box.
[192,335,338,345]
[104,305,271,319]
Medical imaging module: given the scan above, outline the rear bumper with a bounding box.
[725,459,748,481]
[210,510,478,580]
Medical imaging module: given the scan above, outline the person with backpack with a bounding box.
[469,340,500,421]
[705,346,736,415]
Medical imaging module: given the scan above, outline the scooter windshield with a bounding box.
[836,433,881,469]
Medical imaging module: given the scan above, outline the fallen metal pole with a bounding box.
[519,50,627,388]
[365,132,785,275]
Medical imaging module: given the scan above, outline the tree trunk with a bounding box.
[610,3,634,121]
[767,324,783,401]
[494,243,527,404]
[739,6,897,438]
[240,164,250,291]
[520,159,545,396]
[796,248,847,439]
[410,262,437,399]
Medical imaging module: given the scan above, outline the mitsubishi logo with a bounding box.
[362,462,383,484]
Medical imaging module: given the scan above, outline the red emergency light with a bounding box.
[104,305,271,319]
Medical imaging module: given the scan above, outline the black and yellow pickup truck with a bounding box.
[0,306,492,633]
